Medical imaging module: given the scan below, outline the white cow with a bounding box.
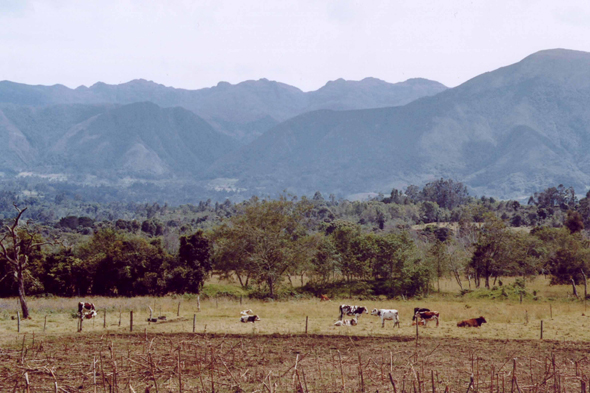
[371,308,400,328]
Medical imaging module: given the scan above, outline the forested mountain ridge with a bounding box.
[0,102,237,178]
[209,49,590,199]
[0,77,447,143]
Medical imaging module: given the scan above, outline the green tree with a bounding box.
[212,198,310,298]
[469,214,516,288]
[167,230,212,293]
[78,229,171,296]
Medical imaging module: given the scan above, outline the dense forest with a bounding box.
[1,179,590,314]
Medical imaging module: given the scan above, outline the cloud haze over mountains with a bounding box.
[2,49,590,201]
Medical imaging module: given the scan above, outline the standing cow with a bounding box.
[415,310,439,327]
[371,308,400,328]
[339,305,368,320]
[412,307,430,321]
[78,302,97,320]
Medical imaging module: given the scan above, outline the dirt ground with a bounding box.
[1,332,589,392]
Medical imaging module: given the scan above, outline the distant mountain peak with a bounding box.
[524,48,590,60]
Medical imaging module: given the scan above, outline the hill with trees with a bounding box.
[209,49,590,199]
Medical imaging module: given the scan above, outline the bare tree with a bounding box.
[0,205,49,319]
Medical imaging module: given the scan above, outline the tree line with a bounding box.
[3,179,590,318]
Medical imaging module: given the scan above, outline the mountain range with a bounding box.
[1,48,590,201]
[208,49,590,199]
[0,76,447,144]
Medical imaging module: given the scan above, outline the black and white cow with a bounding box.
[371,308,400,328]
[412,307,430,321]
[339,304,368,320]
[78,302,97,320]
[240,315,261,323]
[334,318,358,326]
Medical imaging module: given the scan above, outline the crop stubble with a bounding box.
[1,332,590,392]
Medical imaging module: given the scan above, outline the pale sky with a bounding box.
[2,0,590,91]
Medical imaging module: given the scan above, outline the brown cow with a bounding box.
[411,320,425,326]
[415,311,439,327]
[320,294,331,302]
[457,316,487,327]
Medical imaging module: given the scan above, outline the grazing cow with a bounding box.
[320,294,331,302]
[240,315,261,323]
[339,305,369,320]
[78,302,97,320]
[415,310,439,327]
[412,307,430,321]
[457,316,487,327]
[371,309,400,328]
[334,318,358,326]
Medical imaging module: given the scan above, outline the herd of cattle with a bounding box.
[77,301,487,329]
[336,304,486,328]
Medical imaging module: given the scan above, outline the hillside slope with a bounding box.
[208,49,590,199]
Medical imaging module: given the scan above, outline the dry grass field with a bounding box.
[1,277,590,391]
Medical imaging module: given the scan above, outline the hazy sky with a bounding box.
[2,0,590,91]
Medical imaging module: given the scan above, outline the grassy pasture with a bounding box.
[2,277,590,391]
[1,276,589,344]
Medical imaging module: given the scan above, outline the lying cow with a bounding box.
[457,316,487,327]
[339,305,368,320]
[78,302,97,320]
[415,310,439,327]
[240,309,253,316]
[371,308,400,328]
[411,320,426,326]
[334,318,358,326]
[412,307,430,321]
[320,294,331,302]
[240,315,261,323]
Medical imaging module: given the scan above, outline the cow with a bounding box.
[415,310,439,327]
[339,305,369,320]
[412,307,430,321]
[411,320,426,326]
[240,315,261,323]
[78,302,97,320]
[371,309,400,328]
[320,294,331,302]
[334,318,358,326]
[240,309,253,316]
[457,316,487,327]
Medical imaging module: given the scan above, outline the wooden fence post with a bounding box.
[197,295,201,312]
[193,314,196,333]
[17,311,20,333]
[540,320,543,340]
[177,301,181,317]
[550,304,553,319]
[118,307,122,327]
[103,309,106,328]
[305,316,309,334]
[130,311,133,332]
[43,315,47,333]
